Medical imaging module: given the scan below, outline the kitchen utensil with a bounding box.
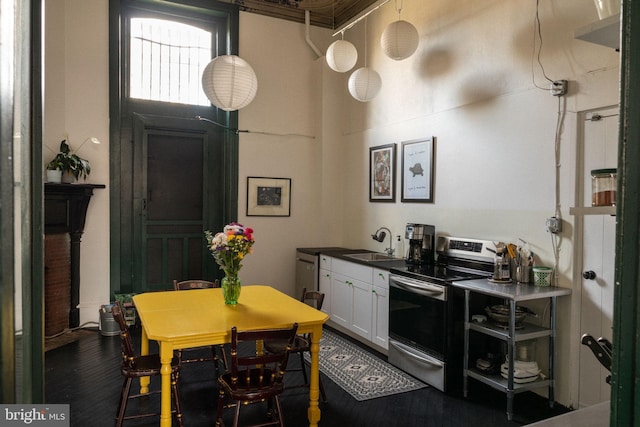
[581,334,612,372]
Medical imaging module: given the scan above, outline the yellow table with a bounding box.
[133,285,329,427]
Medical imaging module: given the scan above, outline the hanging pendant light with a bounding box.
[348,17,381,102]
[348,67,382,102]
[381,0,419,60]
[201,55,258,111]
[326,38,358,73]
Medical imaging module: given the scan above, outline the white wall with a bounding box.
[44,0,620,409]
[43,0,111,326]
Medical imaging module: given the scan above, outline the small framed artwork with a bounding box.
[401,137,435,203]
[369,143,396,202]
[246,177,291,216]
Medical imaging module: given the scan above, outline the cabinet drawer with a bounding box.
[319,254,333,270]
[373,268,390,289]
[332,258,373,283]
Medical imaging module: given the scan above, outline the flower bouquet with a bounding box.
[204,223,255,304]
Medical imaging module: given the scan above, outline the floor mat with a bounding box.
[305,329,427,401]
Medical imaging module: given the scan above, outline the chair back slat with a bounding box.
[229,324,298,389]
[173,279,220,290]
[301,289,324,311]
[111,302,136,366]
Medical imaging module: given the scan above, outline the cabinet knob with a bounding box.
[583,270,597,280]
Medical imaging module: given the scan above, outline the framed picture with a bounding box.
[369,143,396,202]
[246,177,291,216]
[401,137,435,203]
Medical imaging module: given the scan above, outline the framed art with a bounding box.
[369,143,396,202]
[246,177,291,216]
[401,137,435,203]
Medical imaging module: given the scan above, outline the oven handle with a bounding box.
[390,340,444,368]
[389,275,445,298]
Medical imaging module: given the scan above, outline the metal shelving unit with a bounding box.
[454,279,571,421]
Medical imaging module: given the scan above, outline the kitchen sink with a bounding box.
[345,252,400,262]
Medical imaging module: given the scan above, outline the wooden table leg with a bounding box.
[307,327,322,427]
[139,326,150,394]
[159,342,173,427]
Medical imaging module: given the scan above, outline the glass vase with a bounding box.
[222,274,241,305]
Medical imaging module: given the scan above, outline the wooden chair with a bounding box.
[263,288,327,402]
[111,301,184,427]
[173,279,228,375]
[215,324,298,427]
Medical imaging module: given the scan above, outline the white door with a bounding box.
[577,106,618,407]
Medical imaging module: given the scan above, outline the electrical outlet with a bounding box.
[550,80,568,97]
[546,217,562,233]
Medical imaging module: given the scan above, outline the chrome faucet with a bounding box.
[371,227,394,256]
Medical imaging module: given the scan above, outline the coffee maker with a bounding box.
[405,223,435,265]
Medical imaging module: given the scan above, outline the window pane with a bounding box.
[130,18,212,106]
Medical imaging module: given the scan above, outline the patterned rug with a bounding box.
[305,329,427,401]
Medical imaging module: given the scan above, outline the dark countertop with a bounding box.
[297,247,408,270]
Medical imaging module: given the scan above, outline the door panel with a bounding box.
[128,114,226,293]
[578,107,618,407]
[144,131,204,290]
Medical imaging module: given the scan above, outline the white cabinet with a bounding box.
[330,258,373,340]
[320,256,396,350]
[372,268,389,350]
[321,257,391,350]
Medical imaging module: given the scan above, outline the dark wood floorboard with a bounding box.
[45,326,569,427]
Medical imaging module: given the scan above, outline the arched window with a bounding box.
[129,18,212,106]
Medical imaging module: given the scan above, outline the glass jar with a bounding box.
[591,168,617,207]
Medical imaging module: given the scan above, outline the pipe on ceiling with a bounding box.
[305,10,323,58]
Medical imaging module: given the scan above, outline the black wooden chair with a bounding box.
[173,279,228,376]
[111,301,184,427]
[215,324,298,427]
[264,288,327,402]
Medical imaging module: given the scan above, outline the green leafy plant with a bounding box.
[46,139,91,180]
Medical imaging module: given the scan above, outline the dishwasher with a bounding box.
[295,250,319,298]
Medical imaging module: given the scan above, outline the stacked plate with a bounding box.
[500,358,541,384]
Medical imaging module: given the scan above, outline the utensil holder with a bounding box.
[516,265,532,284]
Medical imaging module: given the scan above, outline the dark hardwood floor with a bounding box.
[44,326,569,426]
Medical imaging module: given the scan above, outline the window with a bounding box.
[129,18,212,106]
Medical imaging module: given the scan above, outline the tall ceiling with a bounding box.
[230,0,383,29]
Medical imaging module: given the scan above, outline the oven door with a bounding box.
[388,275,447,360]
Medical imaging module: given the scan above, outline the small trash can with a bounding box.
[99,304,120,336]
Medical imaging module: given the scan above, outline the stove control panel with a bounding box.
[436,236,496,263]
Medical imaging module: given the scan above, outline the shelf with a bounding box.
[466,368,550,394]
[574,13,620,50]
[569,206,616,216]
[468,321,551,342]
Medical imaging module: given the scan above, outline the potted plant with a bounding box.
[46,139,91,183]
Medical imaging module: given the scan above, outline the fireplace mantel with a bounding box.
[44,183,105,328]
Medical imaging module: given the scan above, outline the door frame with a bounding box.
[108,0,239,295]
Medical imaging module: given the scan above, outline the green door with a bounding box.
[130,114,228,292]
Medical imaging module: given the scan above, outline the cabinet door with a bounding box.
[318,268,331,316]
[372,283,389,349]
[331,272,353,329]
[372,269,389,349]
[351,279,372,340]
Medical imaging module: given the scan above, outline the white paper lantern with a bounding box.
[326,40,358,73]
[201,55,258,111]
[381,20,419,60]
[348,67,382,102]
